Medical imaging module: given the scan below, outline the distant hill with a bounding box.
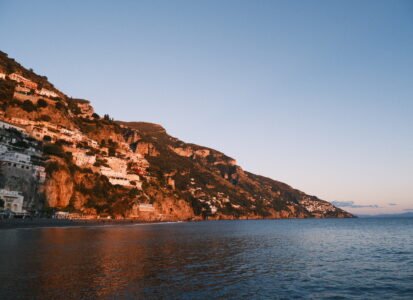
[357,212,413,218]
[0,50,354,220]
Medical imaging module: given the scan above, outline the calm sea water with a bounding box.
[0,218,412,300]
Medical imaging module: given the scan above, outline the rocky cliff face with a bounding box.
[0,51,354,219]
[116,122,353,219]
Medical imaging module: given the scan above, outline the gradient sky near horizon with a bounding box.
[1,0,412,214]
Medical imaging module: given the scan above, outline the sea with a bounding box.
[0,218,412,299]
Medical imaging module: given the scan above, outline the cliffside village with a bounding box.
[0,71,155,218]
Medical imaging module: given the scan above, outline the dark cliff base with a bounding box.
[0,218,159,229]
[0,216,355,229]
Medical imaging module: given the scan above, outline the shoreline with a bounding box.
[0,218,168,230]
[0,216,361,230]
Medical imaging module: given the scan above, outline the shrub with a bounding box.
[37,98,48,108]
[81,168,93,174]
[21,100,37,112]
[38,115,51,122]
[55,102,65,110]
[43,135,52,142]
[43,143,65,157]
[45,161,62,173]
[108,147,116,157]
[0,79,15,102]
[55,139,72,146]
[13,140,29,148]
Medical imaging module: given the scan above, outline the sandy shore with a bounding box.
[0,218,157,229]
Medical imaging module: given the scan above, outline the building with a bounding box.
[72,151,96,167]
[37,88,58,98]
[0,72,6,80]
[106,156,128,172]
[0,120,25,132]
[33,165,46,183]
[87,139,99,148]
[15,85,32,95]
[100,166,134,186]
[0,144,8,155]
[137,203,155,212]
[9,73,38,89]
[130,203,155,216]
[8,117,32,126]
[0,147,45,182]
[0,189,25,213]
[0,151,31,164]
[54,211,70,219]
[28,125,54,141]
[126,173,142,189]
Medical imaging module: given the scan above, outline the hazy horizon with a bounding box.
[1,0,412,214]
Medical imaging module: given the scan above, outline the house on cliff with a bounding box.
[37,88,58,98]
[9,73,38,89]
[0,189,25,214]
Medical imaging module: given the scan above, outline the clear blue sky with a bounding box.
[1,0,412,214]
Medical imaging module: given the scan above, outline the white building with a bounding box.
[137,203,155,212]
[0,151,31,164]
[9,73,38,89]
[37,88,58,98]
[33,165,46,183]
[72,151,96,167]
[0,189,25,213]
[100,166,133,186]
[0,144,8,155]
[0,72,6,80]
[0,120,25,132]
[106,156,128,172]
[129,203,155,217]
[15,85,31,94]
[87,139,99,148]
[126,173,142,189]
[54,211,70,219]
[8,117,32,126]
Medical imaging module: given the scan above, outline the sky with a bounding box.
[1,0,412,215]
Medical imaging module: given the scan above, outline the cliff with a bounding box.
[0,50,354,219]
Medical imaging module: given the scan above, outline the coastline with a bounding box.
[0,215,358,230]
[0,218,162,230]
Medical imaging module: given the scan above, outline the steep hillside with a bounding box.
[0,51,354,219]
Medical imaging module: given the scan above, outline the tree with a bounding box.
[0,79,15,102]
[39,115,51,122]
[108,147,116,157]
[55,102,64,110]
[43,135,52,142]
[21,100,37,112]
[37,99,48,108]
[43,143,65,157]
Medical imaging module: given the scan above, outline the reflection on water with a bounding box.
[1,219,413,299]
